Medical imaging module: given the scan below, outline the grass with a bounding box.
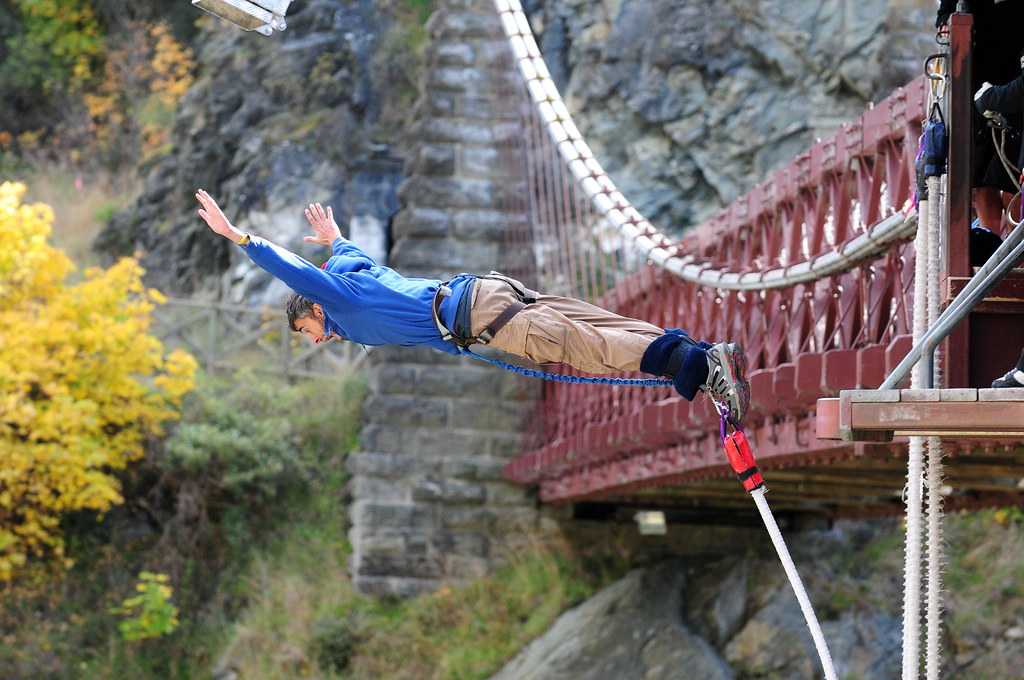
[944,509,1024,642]
[0,369,366,679]
[348,546,612,680]
[0,356,607,680]
[215,513,621,680]
[14,161,139,269]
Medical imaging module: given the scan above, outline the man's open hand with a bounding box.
[196,189,245,243]
[304,202,342,247]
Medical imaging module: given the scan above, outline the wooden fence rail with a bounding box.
[152,297,365,379]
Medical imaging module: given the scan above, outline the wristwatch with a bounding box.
[237,233,251,246]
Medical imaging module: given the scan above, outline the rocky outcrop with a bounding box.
[524,0,936,231]
[95,0,402,301]
[491,521,905,680]
[491,562,735,680]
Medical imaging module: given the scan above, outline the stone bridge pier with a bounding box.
[347,0,545,597]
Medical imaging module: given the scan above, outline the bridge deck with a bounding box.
[590,441,1024,524]
[817,388,1024,441]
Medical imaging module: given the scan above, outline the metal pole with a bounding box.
[206,309,217,373]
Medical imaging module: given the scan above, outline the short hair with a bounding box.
[285,293,316,331]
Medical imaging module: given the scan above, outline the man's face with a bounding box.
[294,304,328,344]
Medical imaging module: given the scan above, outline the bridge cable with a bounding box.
[902,182,928,680]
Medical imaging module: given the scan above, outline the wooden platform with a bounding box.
[817,388,1024,441]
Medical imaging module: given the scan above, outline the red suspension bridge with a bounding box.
[496,8,1024,522]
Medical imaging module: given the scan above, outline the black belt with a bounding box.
[432,274,536,349]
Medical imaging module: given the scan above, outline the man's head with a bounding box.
[286,293,328,343]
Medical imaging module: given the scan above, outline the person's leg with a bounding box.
[470,279,661,373]
[974,187,1005,229]
[470,276,750,420]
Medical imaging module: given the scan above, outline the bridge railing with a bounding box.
[152,297,365,379]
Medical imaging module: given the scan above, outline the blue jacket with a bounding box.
[242,236,472,355]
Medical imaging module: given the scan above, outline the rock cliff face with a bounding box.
[524,0,935,231]
[491,522,905,680]
[96,0,403,302]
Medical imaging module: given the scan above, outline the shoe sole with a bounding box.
[709,342,750,423]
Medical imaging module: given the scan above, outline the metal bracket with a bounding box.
[192,0,291,36]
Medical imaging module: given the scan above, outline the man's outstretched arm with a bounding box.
[195,189,360,310]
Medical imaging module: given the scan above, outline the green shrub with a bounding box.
[311,614,359,674]
[2,0,104,94]
[371,0,435,137]
[93,199,119,226]
[161,369,365,509]
[0,367,365,678]
[111,571,180,642]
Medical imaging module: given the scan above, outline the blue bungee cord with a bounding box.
[463,350,673,387]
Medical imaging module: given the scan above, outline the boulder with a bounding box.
[490,561,734,680]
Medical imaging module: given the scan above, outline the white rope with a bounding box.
[924,175,945,680]
[902,188,930,680]
[751,488,838,680]
[493,0,917,292]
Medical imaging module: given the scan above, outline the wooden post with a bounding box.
[942,12,973,388]
[281,317,292,379]
[206,308,217,373]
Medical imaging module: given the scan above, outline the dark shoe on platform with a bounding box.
[969,223,1003,267]
[702,342,750,424]
[991,368,1024,388]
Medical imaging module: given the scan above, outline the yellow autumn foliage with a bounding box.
[149,23,196,108]
[0,181,196,581]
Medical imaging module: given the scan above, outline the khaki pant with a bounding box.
[469,276,663,374]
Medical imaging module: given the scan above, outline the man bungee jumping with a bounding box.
[194,189,751,421]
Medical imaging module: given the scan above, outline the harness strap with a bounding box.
[478,301,526,344]
[479,272,538,304]
[431,275,534,349]
[432,284,456,342]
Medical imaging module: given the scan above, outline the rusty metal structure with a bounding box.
[497,4,1024,522]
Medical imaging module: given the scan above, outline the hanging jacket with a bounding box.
[975,74,1024,169]
[242,236,473,355]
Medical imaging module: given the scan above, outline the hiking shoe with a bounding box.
[702,342,750,423]
[970,223,1003,267]
[991,368,1024,389]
